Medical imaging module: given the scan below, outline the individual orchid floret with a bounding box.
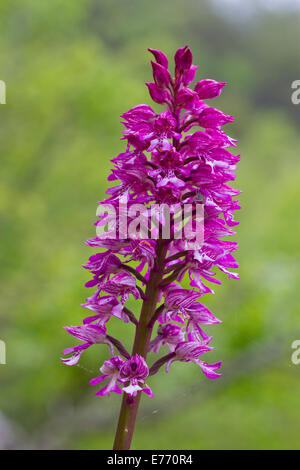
[83,252,122,287]
[176,87,200,110]
[197,107,234,128]
[148,48,169,69]
[148,323,185,354]
[151,60,170,88]
[125,240,156,275]
[166,341,222,379]
[175,45,193,76]
[82,294,123,324]
[61,324,114,366]
[119,355,153,398]
[90,356,125,396]
[159,285,202,323]
[177,248,239,294]
[186,303,221,343]
[194,79,226,99]
[145,82,171,105]
[99,272,141,303]
[121,106,179,152]
[159,285,221,342]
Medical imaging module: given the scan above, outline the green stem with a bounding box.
[112,240,167,450]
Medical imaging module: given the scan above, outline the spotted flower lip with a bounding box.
[62,46,240,443]
[119,355,153,398]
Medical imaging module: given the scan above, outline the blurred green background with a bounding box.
[1,0,300,450]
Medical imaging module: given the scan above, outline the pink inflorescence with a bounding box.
[61,46,240,399]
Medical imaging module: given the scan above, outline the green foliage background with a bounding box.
[0,0,300,449]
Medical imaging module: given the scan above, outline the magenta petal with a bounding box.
[90,375,107,386]
[148,48,169,68]
[151,61,170,88]
[195,79,226,99]
[199,361,222,379]
[146,82,168,104]
[142,386,154,398]
[175,46,193,74]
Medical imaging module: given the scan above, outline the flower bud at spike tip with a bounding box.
[175,45,193,74]
[151,61,170,88]
[146,82,168,104]
[195,79,226,99]
[148,48,169,69]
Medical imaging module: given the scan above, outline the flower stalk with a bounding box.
[113,239,167,449]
